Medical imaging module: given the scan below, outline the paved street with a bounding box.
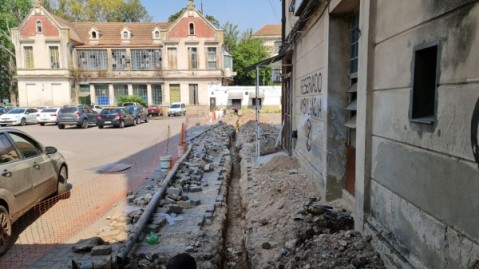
[0,115,207,268]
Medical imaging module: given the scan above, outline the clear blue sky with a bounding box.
[140,0,282,33]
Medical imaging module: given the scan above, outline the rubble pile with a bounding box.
[229,115,386,269]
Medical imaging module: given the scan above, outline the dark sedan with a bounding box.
[127,105,148,125]
[96,107,136,128]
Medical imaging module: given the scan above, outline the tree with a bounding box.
[117,95,147,107]
[45,0,151,22]
[231,38,271,86]
[0,0,31,104]
[223,22,239,51]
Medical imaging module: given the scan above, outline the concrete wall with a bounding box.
[291,13,329,198]
[365,1,479,268]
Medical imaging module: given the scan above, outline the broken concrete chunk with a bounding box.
[72,237,104,253]
[91,245,112,256]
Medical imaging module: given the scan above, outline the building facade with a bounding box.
[279,0,479,268]
[253,24,282,83]
[11,0,232,108]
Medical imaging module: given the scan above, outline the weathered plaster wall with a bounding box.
[292,14,329,198]
[367,0,479,267]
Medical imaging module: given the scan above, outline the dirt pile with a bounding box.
[226,112,385,269]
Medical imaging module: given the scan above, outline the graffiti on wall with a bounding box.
[299,72,324,119]
[471,97,479,169]
[304,119,312,151]
[299,72,323,151]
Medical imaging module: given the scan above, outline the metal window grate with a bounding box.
[131,49,162,70]
[112,49,128,71]
[114,84,128,104]
[77,49,108,70]
[152,84,163,105]
[133,84,148,102]
[95,84,110,105]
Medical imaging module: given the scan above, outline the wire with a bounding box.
[268,0,281,22]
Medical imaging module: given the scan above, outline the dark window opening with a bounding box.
[189,23,195,35]
[411,45,438,124]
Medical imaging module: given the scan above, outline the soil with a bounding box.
[221,111,385,269]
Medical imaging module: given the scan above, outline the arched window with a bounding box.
[92,31,97,39]
[36,21,42,33]
[189,23,195,35]
[154,30,160,39]
[123,31,129,39]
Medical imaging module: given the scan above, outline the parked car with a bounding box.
[0,128,69,255]
[122,102,141,107]
[37,107,61,126]
[57,105,98,129]
[0,108,39,126]
[168,102,186,117]
[91,105,103,113]
[0,108,10,116]
[127,105,149,124]
[96,107,136,128]
[147,104,163,117]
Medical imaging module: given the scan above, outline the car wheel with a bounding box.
[20,118,26,126]
[39,123,45,126]
[144,116,148,123]
[0,205,12,256]
[133,119,137,126]
[57,167,70,199]
[136,117,140,125]
[58,124,65,129]
[119,120,125,128]
[81,119,88,129]
[98,125,104,129]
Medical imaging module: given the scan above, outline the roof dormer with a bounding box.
[121,27,131,40]
[89,27,100,40]
[152,27,161,40]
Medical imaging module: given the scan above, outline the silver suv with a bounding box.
[0,128,69,255]
[57,105,98,129]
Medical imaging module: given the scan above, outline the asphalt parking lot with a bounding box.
[0,115,207,268]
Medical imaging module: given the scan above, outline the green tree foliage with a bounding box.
[45,0,151,22]
[223,22,239,51]
[117,95,147,107]
[231,37,271,86]
[0,0,31,103]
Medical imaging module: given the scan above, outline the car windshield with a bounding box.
[149,105,157,108]
[42,108,57,113]
[60,107,78,113]
[128,106,139,112]
[170,104,180,108]
[7,108,26,114]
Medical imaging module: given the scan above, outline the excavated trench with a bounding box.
[222,127,249,269]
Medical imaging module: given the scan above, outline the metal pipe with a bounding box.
[256,65,260,162]
[116,144,193,267]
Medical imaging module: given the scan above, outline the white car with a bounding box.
[0,108,39,126]
[168,102,186,116]
[37,107,61,126]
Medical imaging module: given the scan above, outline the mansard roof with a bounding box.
[71,22,171,47]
